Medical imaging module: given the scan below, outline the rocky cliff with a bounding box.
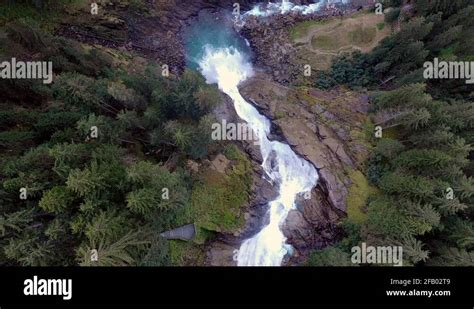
[58,0,264,74]
[239,73,371,263]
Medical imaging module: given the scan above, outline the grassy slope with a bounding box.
[290,11,391,71]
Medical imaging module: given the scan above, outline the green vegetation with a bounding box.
[346,170,375,224]
[187,145,251,235]
[291,12,390,71]
[305,247,354,266]
[289,19,330,40]
[348,26,376,45]
[169,239,206,266]
[311,35,338,50]
[311,1,474,266]
[315,3,474,99]
[0,10,251,266]
[0,0,87,30]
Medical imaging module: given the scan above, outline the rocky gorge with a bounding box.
[204,1,377,265]
[57,0,374,265]
[239,73,371,264]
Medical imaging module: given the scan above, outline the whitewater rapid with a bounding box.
[198,46,318,266]
[245,0,350,17]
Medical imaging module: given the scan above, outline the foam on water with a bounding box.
[198,46,318,266]
[244,0,349,17]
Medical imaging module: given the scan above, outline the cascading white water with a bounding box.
[245,0,349,17]
[198,46,318,266]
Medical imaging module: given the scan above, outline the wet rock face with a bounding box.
[240,15,300,85]
[206,241,237,266]
[213,91,279,231]
[128,1,257,73]
[59,1,262,74]
[239,74,370,260]
[206,90,279,265]
[281,185,345,261]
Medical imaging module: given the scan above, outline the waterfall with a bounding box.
[244,0,350,17]
[184,0,344,266]
[198,46,318,266]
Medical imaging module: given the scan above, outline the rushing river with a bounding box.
[183,0,348,266]
[245,0,349,16]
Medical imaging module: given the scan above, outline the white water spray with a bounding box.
[244,0,349,17]
[198,46,318,266]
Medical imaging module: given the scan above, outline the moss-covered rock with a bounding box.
[346,169,379,224]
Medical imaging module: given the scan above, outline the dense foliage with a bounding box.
[310,0,474,266]
[0,13,249,266]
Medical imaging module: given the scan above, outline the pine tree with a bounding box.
[402,201,440,235]
[4,232,55,266]
[66,162,105,198]
[126,161,158,185]
[373,83,431,110]
[393,149,452,171]
[400,108,432,130]
[446,218,474,250]
[126,161,190,215]
[76,114,124,144]
[394,236,430,265]
[435,197,468,215]
[84,210,132,244]
[408,129,456,149]
[126,188,158,216]
[305,247,354,266]
[49,143,92,179]
[38,186,75,214]
[0,208,35,236]
[378,172,435,201]
[107,81,146,111]
[192,86,221,118]
[164,120,193,151]
[426,25,462,52]
[427,247,474,266]
[374,138,405,160]
[454,176,474,201]
[139,235,171,266]
[76,229,150,266]
[415,0,472,18]
[367,197,413,238]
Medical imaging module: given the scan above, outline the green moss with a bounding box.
[346,169,379,224]
[223,143,243,161]
[296,87,323,106]
[188,145,252,234]
[380,127,399,140]
[376,22,385,30]
[169,240,206,266]
[193,227,216,245]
